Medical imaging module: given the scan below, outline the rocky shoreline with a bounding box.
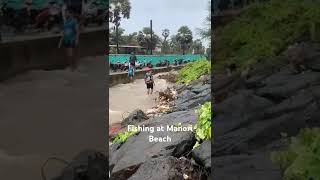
[213,42,320,179]
[109,72,211,180]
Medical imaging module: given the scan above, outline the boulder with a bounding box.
[121,109,149,128]
[175,90,196,105]
[128,156,206,180]
[214,110,310,156]
[175,93,211,111]
[51,150,108,180]
[190,83,210,94]
[192,140,211,169]
[214,90,273,137]
[256,71,320,100]
[214,153,281,180]
[110,111,198,179]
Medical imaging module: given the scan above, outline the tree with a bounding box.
[176,26,193,55]
[162,29,170,42]
[169,35,181,54]
[109,27,125,45]
[109,0,131,53]
[191,39,205,54]
[122,32,138,45]
[198,0,211,60]
[198,0,211,42]
[161,29,170,54]
[137,27,160,54]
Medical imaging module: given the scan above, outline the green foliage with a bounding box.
[112,129,137,144]
[137,27,161,52]
[271,128,320,180]
[109,0,131,24]
[177,60,211,84]
[176,26,193,54]
[191,39,205,54]
[193,102,212,149]
[197,0,211,43]
[215,0,320,71]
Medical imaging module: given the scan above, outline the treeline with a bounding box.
[109,26,207,55]
[109,0,211,56]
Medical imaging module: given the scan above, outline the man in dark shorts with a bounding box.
[58,7,80,71]
[144,68,155,95]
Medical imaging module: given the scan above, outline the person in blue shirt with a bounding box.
[58,7,80,71]
[128,64,134,82]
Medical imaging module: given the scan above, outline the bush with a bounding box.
[271,128,320,180]
[214,0,320,71]
[112,130,137,144]
[177,60,211,84]
[193,102,212,149]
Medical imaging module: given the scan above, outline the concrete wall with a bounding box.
[109,66,184,87]
[0,29,105,81]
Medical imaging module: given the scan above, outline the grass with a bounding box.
[112,129,138,144]
[177,59,211,84]
[214,0,320,72]
[193,102,212,149]
[271,128,320,180]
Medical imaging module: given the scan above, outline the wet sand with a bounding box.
[109,73,172,125]
[0,56,107,180]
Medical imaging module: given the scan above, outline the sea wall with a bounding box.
[109,66,184,86]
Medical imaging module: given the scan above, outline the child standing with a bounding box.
[128,65,134,82]
[144,68,155,95]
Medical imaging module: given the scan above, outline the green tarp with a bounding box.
[108,54,206,65]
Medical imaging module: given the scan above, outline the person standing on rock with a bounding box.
[144,68,155,95]
[58,7,80,71]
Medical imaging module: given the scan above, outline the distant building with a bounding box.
[109,45,147,55]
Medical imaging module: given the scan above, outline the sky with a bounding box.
[110,0,210,47]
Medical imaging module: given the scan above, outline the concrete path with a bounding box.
[109,73,172,125]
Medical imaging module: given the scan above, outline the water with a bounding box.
[0,56,106,180]
[109,73,172,125]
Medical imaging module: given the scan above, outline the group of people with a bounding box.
[110,57,189,73]
[124,52,155,95]
[109,60,151,72]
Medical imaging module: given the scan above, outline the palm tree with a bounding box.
[109,0,131,54]
[176,26,193,55]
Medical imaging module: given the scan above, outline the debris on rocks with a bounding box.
[146,87,178,118]
[157,71,178,83]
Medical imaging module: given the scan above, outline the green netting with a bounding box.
[108,54,207,65]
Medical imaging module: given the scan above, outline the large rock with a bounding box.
[190,83,210,94]
[51,150,108,180]
[175,89,196,105]
[110,111,198,180]
[256,71,320,100]
[244,57,286,88]
[262,89,315,119]
[121,109,149,128]
[213,73,245,103]
[128,156,206,180]
[192,140,211,169]
[214,109,311,156]
[214,153,281,180]
[214,90,274,137]
[174,88,211,111]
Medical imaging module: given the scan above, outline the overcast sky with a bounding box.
[110,0,210,47]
